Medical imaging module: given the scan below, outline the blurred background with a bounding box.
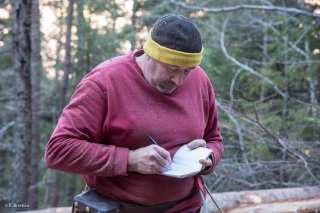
[0,0,319,211]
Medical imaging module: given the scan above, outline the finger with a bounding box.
[199,158,212,167]
[153,151,171,169]
[153,145,172,164]
[187,139,206,149]
[149,161,166,174]
[144,146,171,172]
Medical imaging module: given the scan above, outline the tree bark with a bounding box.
[29,0,42,209]
[58,0,75,114]
[12,0,32,210]
[130,0,141,51]
[51,0,75,207]
[76,0,88,79]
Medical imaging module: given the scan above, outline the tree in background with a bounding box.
[0,1,14,208]
[0,0,319,210]
[169,0,320,191]
[12,0,33,211]
[30,0,42,209]
[7,0,42,211]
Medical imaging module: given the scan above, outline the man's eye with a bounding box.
[168,67,179,72]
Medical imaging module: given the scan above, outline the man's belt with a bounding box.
[72,188,185,213]
[120,199,181,213]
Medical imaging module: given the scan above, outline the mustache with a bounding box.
[161,80,177,88]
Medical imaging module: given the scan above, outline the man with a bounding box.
[45,14,223,212]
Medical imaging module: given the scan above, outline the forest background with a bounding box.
[0,0,319,211]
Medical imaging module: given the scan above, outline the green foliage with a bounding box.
[247,142,274,161]
[0,55,12,70]
[2,0,320,208]
[192,0,320,191]
[202,47,230,80]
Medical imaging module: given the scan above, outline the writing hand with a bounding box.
[127,145,172,174]
[187,139,213,167]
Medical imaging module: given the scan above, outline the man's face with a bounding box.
[145,57,194,94]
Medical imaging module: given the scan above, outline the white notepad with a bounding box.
[160,144,212,178]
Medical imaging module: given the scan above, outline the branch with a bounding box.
[0,97,13,102]
[218,98,319,184]
[220,17,288,99]
[0,121,14,137]
[252,104,320,185]
[171,1,320,18]
[217,98,258,184]
[256,19,309,58]
[229,68,241,109]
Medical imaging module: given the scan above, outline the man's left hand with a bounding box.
[187,139,213,167]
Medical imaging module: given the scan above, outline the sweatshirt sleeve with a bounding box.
[44,78,128,176]
[201,81,224,175]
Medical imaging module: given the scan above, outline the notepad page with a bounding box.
[173,145,212,167]
[161,163,199,178]
[160,145,212,178]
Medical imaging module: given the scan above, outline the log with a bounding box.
[228,197,320,213]
[203,186,320,213]
[17,186,320,213]
[16,207,71,213]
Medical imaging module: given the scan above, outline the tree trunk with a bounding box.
[76,0,88,79]
[29,0,42,209]
[51,0,75,207]
[58,0,75,114]
[50,171,61,207]
[130,0,141,51]
[12,0,32,210]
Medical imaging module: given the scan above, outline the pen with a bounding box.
[147,135,158,145]
[147,135,172,170]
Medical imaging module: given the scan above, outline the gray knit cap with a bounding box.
[151,14,202,53]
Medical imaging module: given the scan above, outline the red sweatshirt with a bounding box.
[45,50,223,212]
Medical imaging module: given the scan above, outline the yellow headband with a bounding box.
[143,32,203,67]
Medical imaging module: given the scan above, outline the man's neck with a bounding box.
[135,53,147,77]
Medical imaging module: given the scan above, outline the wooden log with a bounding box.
[15,207,71,213]
[203,186,320,213]
[17,186,320,213]
[228,197,320,213]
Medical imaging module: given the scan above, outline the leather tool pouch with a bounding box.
[72,189,121,213]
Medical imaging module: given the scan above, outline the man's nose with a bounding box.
[170,73,185,86]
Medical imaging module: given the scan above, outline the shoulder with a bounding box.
[80,51,137,87]
[189,66,213,89]
[187,67,217,102]
[74,52,139,93]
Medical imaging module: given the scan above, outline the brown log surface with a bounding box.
[228,197,320,213]
[204,186,320,213]
[16,186,320,213]
[17,207,71,213]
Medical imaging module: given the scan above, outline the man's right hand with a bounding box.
[127,145,172,174]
